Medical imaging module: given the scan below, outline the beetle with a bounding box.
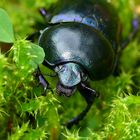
[29,0,139,129]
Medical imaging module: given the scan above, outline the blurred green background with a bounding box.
[0,0,140,140]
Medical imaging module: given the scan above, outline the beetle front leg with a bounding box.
[66,82,99,129]
[35,67,52,95]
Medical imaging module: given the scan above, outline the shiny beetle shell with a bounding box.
[39,0,121,80]
[39,22,115,80]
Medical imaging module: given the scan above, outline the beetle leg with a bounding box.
[35,67,53,95]
[66,82,99,129]
[39,8,51,21]
[122,17,139,48]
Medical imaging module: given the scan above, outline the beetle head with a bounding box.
[55,62,86,97]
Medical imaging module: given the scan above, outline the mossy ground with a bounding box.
[0,0,140,140]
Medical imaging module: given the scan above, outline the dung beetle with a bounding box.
[29,0,139,129]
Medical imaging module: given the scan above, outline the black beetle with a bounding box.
[29,0,139,128]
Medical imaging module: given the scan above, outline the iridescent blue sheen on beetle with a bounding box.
[39,0,121,89]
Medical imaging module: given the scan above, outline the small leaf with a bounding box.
[12,39,45,71]
[0,8,15,43]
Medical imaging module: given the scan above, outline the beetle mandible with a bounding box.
[29,0,139,129]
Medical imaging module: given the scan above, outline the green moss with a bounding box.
[0,0,140,139]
